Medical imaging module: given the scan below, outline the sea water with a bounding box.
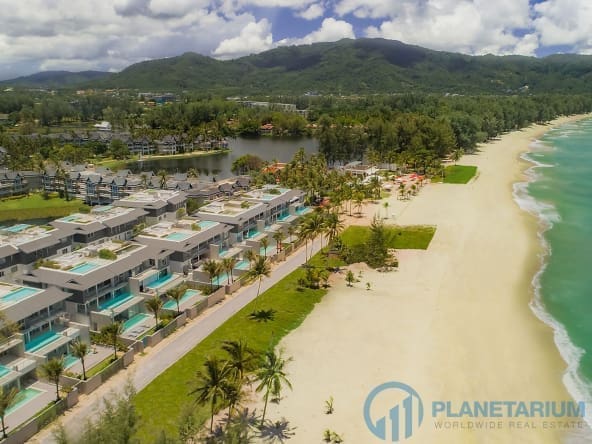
[515,118,592,427]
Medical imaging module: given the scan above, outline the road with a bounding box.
[32,239,321,443]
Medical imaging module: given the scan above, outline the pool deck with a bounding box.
[66,345,113,377]
[4,381,55,434]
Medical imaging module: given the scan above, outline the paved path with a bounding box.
[32,239,321,443]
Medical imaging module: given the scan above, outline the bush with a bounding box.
[98,249,117,260]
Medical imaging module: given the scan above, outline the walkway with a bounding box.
[32,239,321,443]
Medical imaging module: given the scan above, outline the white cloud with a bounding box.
[213,19,274,59]
[533,0,592,50]
[363,0,533,55]
[279,18,355,46]
[296,3,324,20]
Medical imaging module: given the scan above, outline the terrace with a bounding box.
[132,268,183,296]
[0,223,57,247]
[162,288,205,312]
[37,240,143,274]
[24,326,80,357]
[138,219,220,243]
[117,189,182,205]
[54,205,138,225]
[197,199,266,219]
[0,282,43,310]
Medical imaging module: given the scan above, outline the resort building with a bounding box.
[115,189,187,225]
[50,205,147,246]
[20,240,156,331]
[135,218,231,273]
[0,223,73,280]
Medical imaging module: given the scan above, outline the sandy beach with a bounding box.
[253,116,589,443]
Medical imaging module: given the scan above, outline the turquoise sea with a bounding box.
[515,118,592,425]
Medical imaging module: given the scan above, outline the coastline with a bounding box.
[252,115,591,443]
[95,148,230,169]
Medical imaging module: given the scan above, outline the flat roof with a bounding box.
[197,198,266,218]
[117,189,185,206]
[53,205,138,225]
[0,282,43,310]
[0,223,58,248]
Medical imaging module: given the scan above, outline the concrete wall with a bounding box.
[5,399,67,444]
[207,287,226,307]
[225,281,241,295]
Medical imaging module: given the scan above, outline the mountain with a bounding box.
[8,39,592,94]
[0,70,111,88]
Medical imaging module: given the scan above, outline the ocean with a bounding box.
[514,117,592,427]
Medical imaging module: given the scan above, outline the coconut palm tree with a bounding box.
[70,339,89,380]
[157,169,168,189]
[101,322,123,360]
[0,386,18,438]
[203,259,222,290]
[297,219,313,264]
[221,257,237,285]
[243,250,256,271]
[190,357,232,432]
[222,340,259,384]
[145,296,164,328]
[323,213,344,246]
[260,238,269,258]
[272,231,284,254]
[255,348,293,424]
[166,284,187,316]
[39,357,65,402]
[249,256,271,298]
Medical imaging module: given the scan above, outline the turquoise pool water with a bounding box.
[212,273,229,286]
[59,214,80,222]
[1,287,39,304]
[163,289,201,310]
[123,313,151,331]
[198,220,218,229]
[64,354,79,368]
[147,273,175,289]
[166,232,191,241]
[277,212,291,221]
[26,331,60,353]
[70,262,100,274]
[0,365,11,378]
[6,388,43,415]
[295,206,310,215]
[245,229,260,239]
[100,292,134,311]
[235,260,250,270]
[4,223,31,233]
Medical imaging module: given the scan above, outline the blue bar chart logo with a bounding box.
[364,381,424,442]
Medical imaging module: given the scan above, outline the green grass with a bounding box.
[133,252,336,441]
[432,165,477,184]
[341,225,436,250]
[85,356,117,379]
[0,194,88,222]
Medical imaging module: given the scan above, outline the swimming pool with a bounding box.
[64,354,79,369]
[147,273,175,289]
[295,206,311,215]
[70,262,100,274]
[0,365,11,378]
[198,220,218,229]
[100,292,134,311]
[6,388,43,415]
[235,260,250,270]
[26,331,60,353]
[1,287,39,304]
[123,313,151,331]
[165,232,191,241]
[4,223,31,233]
[163,289,201,310]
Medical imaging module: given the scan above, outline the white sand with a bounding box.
[253,116,590,443]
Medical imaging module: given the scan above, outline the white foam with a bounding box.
[515,140,592,434]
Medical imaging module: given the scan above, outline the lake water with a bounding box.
[129,136,318,179]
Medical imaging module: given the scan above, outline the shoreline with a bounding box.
[251,114,591,443]
[95,148,230,169]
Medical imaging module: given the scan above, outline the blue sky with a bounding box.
[0,0,590,80]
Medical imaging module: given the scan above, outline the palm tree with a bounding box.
[297,219,313,264]
[70,339,89,380]
[243,250,256,271]
[286,225,297,244]
[145,296,164,328]
[101,322,123,360]
[203,259,222,290]
[166,284,187,316]
[0,386,18,438]
[157,169,168,189]
[260,237,269,258]
[272,231,284,254]
[222,340,258,383]
[221,257,237,285]
[255,348,293,424]
[249,255,271,298]
[39,357,65,402]
[323,213,344,246]
[190,357,232,432]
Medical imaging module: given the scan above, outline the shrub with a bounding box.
[98,249,117,260]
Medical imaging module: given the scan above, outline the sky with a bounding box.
[0,0,590,80]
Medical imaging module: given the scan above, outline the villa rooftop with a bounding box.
[197,198,266,218]
[239,184,301,204]
[0,282,43,310]
[0,283,69,322]
[0,224,60,251]
[52,205,142,227]
[115,189,186,209]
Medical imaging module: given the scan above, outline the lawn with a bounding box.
[0,194,88,222]
[432,165,478,184]
[133,252,336,441]
[341,225,436,250]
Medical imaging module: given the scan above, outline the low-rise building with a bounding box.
[115,190,187,224]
